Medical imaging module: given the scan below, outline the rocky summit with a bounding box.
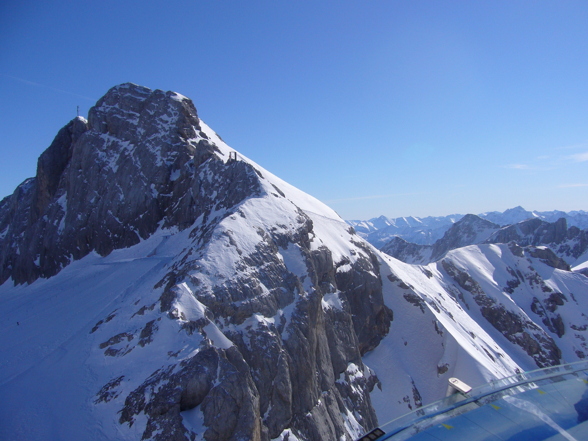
[1,84,588,441]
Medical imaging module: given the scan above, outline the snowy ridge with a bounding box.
[367,240,588,424]
[381,214,588,272]
[198,119,342,223]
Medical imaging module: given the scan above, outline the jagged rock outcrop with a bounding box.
[34,117,89,220]
[118,211,390,440]
[526,246,571,271]
[431,214,499,257]
[486,217,568,246]
[380,236,432,265]
[0,83,227,285]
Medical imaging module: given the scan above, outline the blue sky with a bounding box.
[1,1,587,219]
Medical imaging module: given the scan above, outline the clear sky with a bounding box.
[1,1,587,220]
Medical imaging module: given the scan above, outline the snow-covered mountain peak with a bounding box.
[1,84,391,440]
[0,83,345,288]
[2,84,587,441]
[1,84,224,284]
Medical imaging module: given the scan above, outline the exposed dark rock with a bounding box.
[411,380,423,408]
[437,364,449,375]
[527,247,570,271]
[545,292,567,312]
[95,375,125,404]
[138,320,158,347]
[403,293,426,314]
[430,215,499,259]
[380,236,432,264]
[335,243,393,355]
[99,332,134,349]
[119,346,262,441]
[34,117,89,220]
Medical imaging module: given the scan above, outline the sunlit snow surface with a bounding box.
[0,229,185,439]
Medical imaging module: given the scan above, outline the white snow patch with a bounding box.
[241,313,275,330]
[322,292,344,311]
[336,263,352,273]
[272,429,303,441]
[280,243,311,290]
[180,406,206,438]
[203,323,233,349]
[170,92,189,102]
[172,283,206,322]
[341,407,363,440]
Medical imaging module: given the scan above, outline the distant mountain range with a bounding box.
[347,206,588,248]
[380,214,588,270]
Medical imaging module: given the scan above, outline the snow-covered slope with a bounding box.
[369,241,588,425]
[1,84,587,441]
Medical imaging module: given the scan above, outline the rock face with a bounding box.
[432,214,499,256]
[380,236,433,265]
[0,83,227,285]
[124,214,391,441]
